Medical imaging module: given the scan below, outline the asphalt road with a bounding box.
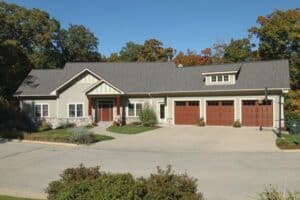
[0,141,299,200]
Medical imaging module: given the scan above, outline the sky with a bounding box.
[5,0,299,56]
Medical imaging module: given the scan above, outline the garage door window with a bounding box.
[188,101,199,106]
[243,100,255,105]
[207,101,218,106]
[176,101,186,106]
[222,101,233,106]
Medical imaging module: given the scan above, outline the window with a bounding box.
[68,103,83,117]
[211,75,216,82]
[176,101,186,106]
[128,103,135,116]
[222,101,233,106]
[127,103,143,117]
[224,75,229,81]
[35,104,48,117]
[218,75,222,82]
[188,101,199,106]
[243,100,256,106]
[160,104,165,119]
[207,101,219,106]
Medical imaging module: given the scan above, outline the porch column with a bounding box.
[116,96,121,115]
[88,97,92,116]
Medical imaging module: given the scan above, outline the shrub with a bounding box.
[258,186,300,200]
[197,118,205,127]
[0,130,24,139]
[37,120,52,132]
[46,164,204,200]
[139,104,157,127]
[137,165,204,200]
[69,127,96,144]
[233,119,241,128]
[0,97,36,132]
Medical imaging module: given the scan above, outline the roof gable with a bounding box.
[87,81,122,95]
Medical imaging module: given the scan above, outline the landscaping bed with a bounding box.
[0,195,39,200]
[24,128,113,144]
[276,133,300,149]
[107,124,158,134]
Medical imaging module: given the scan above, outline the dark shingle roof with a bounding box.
[15,60,290,96]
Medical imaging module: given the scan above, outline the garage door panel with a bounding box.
[242,100,273,127]
[206,101,234,126]
[175,101,199,125]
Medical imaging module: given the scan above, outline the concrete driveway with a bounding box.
[92,126,279,152]
[0,126,297,200]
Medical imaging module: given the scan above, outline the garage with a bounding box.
[206,100,234,125]
[175,101,199,124]
[242,100,273,127]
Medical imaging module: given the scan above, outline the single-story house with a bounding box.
[14,60,290,128]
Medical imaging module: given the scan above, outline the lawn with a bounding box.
[23,128,114,144]
[0,195,40,200]
[107,124,158,134]
[276,133,300,149]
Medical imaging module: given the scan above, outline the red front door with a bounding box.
[98,101,113,121]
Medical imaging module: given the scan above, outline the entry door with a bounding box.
[98,101,113,121]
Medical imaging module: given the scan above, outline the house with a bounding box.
[14,60,290,128]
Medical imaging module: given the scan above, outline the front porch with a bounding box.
[88,96,123,123]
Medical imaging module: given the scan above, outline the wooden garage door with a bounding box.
[206,101,234,125]
[175,101,199,124]
[242,100,273,127]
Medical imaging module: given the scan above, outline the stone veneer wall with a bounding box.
[41,117,92,129]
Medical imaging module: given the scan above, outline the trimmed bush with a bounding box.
[37,120,52,132]
[46,164,204,200]
[197,118,205,127]
[233,119,241,128]
[258,186,300,200]
[69,127,96,144]
[139,104,157,127]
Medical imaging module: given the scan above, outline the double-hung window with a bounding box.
[35,104,49,117]
[128,103,143,117]
[68,103,83,117]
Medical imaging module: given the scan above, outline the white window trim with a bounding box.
[127,102,144,117]
[67,103,85,118]
[34,103,49,118]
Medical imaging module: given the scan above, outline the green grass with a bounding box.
[276,133,300,149]
[0,195,40,200]
[107,124,158,134]
[24,128,113,144]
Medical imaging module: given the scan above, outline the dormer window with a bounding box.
[202,69,239,86]
[212,76,216,82]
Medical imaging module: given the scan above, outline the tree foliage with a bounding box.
[58,25,100,64]
[223,38,253,63]
[0,2,101,99]
[138,39,174,62]
[173,49,212,66]
[119,42,143,62]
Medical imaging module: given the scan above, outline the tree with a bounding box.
[249,9,300,88]
[119,42,143,62]
[58,24,100,64]
[107,52,120,62]
[223,38,253,63]
[173,49,212,66]
[138,39,174,62]
[0,2,61,69]
[211,42,227,64]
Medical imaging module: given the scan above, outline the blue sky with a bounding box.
[6,0,299,56]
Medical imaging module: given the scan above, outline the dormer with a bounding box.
[202,67,240,85]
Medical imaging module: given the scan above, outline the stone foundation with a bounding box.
[40,117,92,129]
